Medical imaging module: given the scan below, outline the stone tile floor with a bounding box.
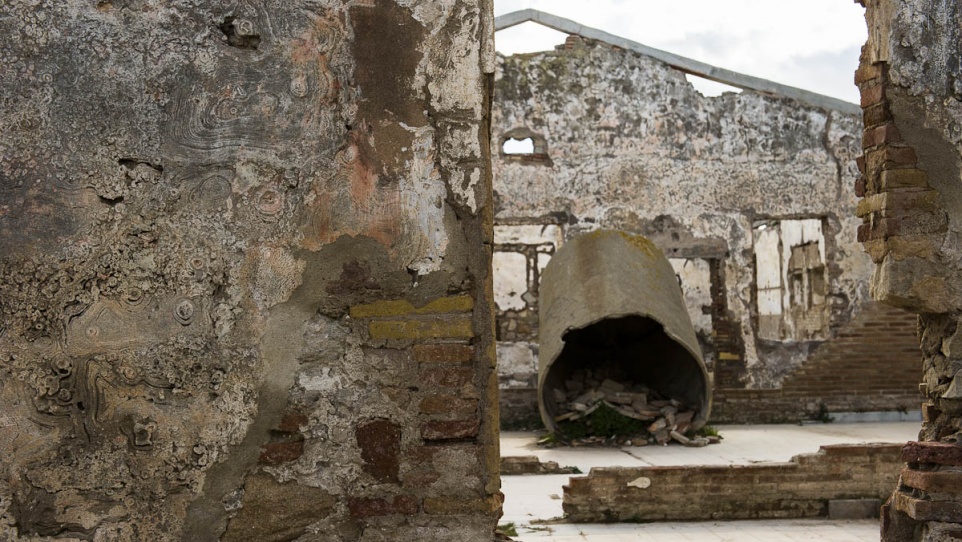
[499,422,919,541]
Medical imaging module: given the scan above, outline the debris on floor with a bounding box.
[549,370,718,447]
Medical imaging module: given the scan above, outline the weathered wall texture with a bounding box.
[855,0,962,538]
[490,34,919,424]
[0,1,500,540]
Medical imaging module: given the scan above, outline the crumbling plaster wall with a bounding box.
[492,38,871,393]
[0,1,501,541]
[856,0,962,538]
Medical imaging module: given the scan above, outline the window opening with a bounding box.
[503,137,535,155]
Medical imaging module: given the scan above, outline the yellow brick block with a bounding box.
[856,190,942,218]
[718,352,740,361]
[879,169,929,190]
[423,495,502,515]
[350,296,474,319]
[856,193,885,218]
[369,318,474,340]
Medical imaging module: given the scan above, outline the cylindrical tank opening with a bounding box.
[536,230,712,438]
[541,314,708,429]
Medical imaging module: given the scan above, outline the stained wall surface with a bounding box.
[0,1,500,540]
[490,35,923,424]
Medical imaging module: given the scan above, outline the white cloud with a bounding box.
[494,21,569,56]
[494,0,867,103]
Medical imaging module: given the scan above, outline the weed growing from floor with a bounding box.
[497,522,519,537]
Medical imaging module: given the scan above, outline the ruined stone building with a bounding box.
[0,1,501,540]
[2,0,962,540]
[491,10,922,425]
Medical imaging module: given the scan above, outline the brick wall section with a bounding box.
[712,301,921,423]
[883,442,962,540]
[709,258,748,388]
[499,387,541,428]
[778,302,918,394]
[853,51,946,266]
[563,443,903,522]
[343,296,502,530]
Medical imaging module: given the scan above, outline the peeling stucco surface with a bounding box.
[0,1,499,540]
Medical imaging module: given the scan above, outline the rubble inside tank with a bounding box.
[547,368,719,447]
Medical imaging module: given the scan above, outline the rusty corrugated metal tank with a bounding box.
[538,230,712,434]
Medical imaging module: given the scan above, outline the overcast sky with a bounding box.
[493,1,867,103]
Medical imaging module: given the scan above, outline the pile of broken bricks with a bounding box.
[551,373,719,447]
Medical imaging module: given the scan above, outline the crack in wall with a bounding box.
[823,111,846,205]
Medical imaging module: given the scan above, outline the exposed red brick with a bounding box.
[892,491,962,522]
[413,344,474,364]
[406,444,442,463]
[855,224,873,243]
[863,122,902,149]
[277,411,309,433]
[259,440,305,465]
[902,441,962,466]
[866,146,918,174]
[419,394,478,416]
[347,495,419,518]
[901,467,962,494]
[356,419,401,483]
[854,61,883,86]
[863,102,892,128]
[860,83,885,108]
[420,419,480,441]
